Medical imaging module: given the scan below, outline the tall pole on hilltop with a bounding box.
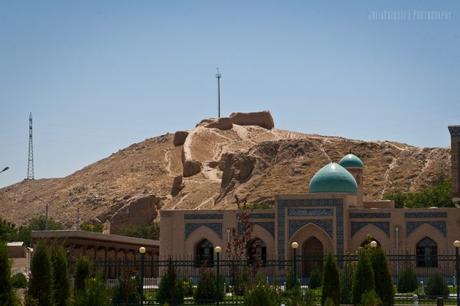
[27,113,34,180]
[216,68,222,118]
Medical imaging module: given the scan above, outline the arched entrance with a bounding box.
[246,238,267,267]
[302,237,324,277]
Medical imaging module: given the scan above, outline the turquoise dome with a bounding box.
[339,153,364,168]
[309,163,358,194]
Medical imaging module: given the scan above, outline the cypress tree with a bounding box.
[29,241,54,306]
[51,245,70,306]
[0,241,18,306]
[321,253,340,306]
[352,249,374,306]
[74,257,91,294]
[340,262,354,304]
[370,247,394,306]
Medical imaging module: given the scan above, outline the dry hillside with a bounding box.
[0,111,451,229]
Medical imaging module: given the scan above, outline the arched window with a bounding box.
[416,237,438,267]
[246,238,267,267]
[195,239,214,267]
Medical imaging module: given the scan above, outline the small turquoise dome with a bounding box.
[339,153,364,168]
[309,163,358,194]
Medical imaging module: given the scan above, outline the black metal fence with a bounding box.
[84,250,459,305]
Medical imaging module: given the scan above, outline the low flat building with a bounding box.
[32,230,159,278]
[7,242,32,276]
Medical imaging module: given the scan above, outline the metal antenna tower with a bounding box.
[216,68,222,118]
[27,112,34,180]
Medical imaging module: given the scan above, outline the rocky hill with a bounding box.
[0,111,451,230]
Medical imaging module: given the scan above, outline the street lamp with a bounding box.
[0,166,9,174]
[454,240,460,306]
[291,242,299,284]
[214,246,222,304]
[370,240,378,249]
[139,246,146,306]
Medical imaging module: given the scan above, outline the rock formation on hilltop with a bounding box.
[0,111,451,228]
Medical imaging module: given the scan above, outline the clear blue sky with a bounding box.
[1,1,459,187]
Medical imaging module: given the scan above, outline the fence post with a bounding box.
[139,247,146,306]
[454,241,460,306]
[215,246,222,305]
[291,242,299,284]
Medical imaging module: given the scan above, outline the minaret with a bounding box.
[339,153,364,205]
[448,125,460,206]
[27,112,34,180]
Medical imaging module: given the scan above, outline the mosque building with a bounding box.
[160,126,460,277]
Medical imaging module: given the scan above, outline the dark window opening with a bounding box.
[195,239,214,267]
[247,238,267,267]
[416,237,438,267]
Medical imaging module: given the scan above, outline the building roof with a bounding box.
[338,153,364,168]
[7,242,25,247]
[31,230,159,247]
[309,163,358,194]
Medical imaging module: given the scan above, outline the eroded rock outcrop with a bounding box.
[171,175,185,196]
[183,159,202,177]
[173,131,188,146]
[109,194,161,232]
[229,111,274,130]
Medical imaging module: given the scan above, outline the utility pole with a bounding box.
[216,68,222,118]
[27,113,34,180]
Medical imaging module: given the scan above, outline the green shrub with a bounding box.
[194,268,224,303]
[361,290,383,306]
[425,273,449,298]
[285,286,315,306]
[17,216,63,246]
[397,267,418,293]
[383,177,453,208]
[340,262,354,304]
[352,249,375,306]
[157,260,184,306]
[111,274,141,306]
[370,248,394,306]
[28,241,54,306]
[0,241,19,306]
[51,245,71,306]
[286,268,300,292]
[75,277,111,306]
[11,272,27,288]
[243,279,280,306]
[324,297,335,306]
[182,278,194,297]
[234,267,250,295]
[74,257,91,294]
[321,254,340,306]
[308,264,322,289]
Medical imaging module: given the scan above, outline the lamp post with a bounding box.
[291,242,299,284]
[454,240,460,306]
[139,246,146,306]
[214,246,222,304]
[0,166,9,174]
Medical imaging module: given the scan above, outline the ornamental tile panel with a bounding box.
[185,223,222,238]
[404,212,447,219]
[349,212,391,219]
[288,208,333,217]
[406,221,446,237]
[288,219,333,238]
[351,222,390,237]
[184,213,224,220]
